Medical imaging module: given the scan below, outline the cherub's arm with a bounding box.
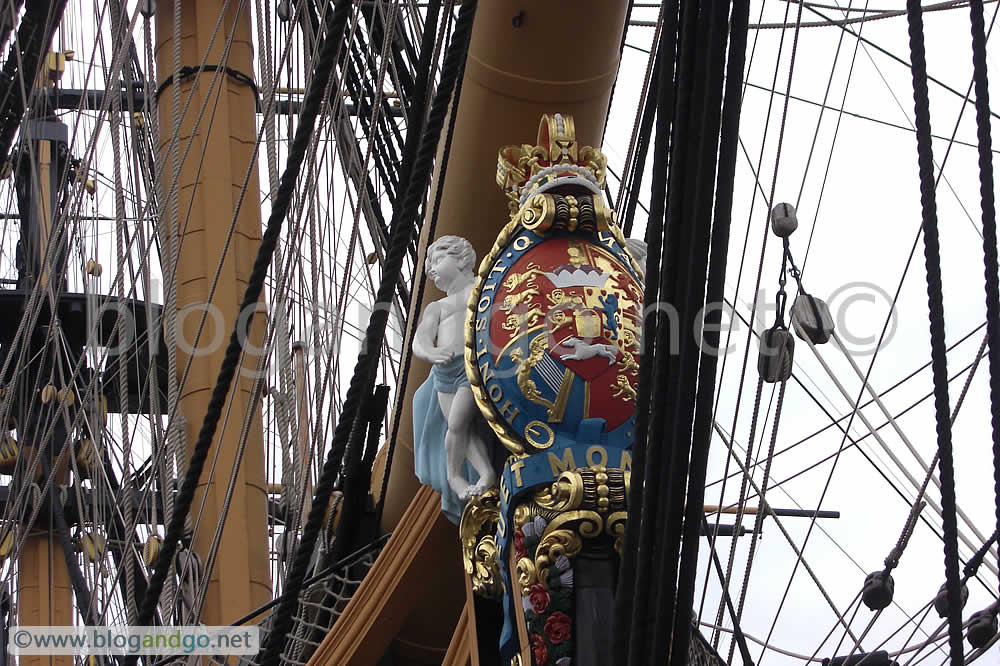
[412,301,452,364]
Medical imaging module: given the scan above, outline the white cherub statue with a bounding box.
[411,235,497,519]
[625,237,648,275]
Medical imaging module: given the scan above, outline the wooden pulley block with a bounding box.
[143,534,163,568]
[861,570,894,611]
[758,326,794,383]
[74,438,101,479]
[822,651,892,666]
[40,384,57,404]
[98,395,108,425]
[277,529,294,564]
[770,202,798,238]
[58,387,75,406]
[792,294,835,345]
[0,527,15,559]
[968,608,998,649]
[0,434,18,474]
[933,581,968,618]
[175,548,203,580]
[324,489,345,535]
[79,530,107,564]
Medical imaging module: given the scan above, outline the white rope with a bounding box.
[802,334,1000,578]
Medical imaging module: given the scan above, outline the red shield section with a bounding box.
[488,237,641,431]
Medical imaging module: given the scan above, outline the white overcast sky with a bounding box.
[43,0,1000,662]
[602,1,1000,663]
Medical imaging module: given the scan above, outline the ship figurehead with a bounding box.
[461,114,643,665]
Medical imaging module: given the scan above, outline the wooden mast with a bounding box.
[154,0,271,625]
[362,2,629,662]
[17,51,73,666]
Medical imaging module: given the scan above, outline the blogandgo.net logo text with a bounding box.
[8,626,259,656]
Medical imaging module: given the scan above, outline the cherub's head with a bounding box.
[425,235,476,288]
[625,238,648,275]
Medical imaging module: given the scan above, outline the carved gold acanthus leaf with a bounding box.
[534,528,582,585]
[459,489,503,599]
[516,556,538,596]
[607,510,628,556]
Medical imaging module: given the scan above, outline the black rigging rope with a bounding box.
[620,54,658,238]
[130,0,361,636]
[257,3,478,665]
[968,0,1000,605]
[615,2,749,663]
[153,65,259,103]
[375,0,445,528]
[661,1,736,662]
[375,60,463,528]
[702,515,754,666]
[674,0,752,665]
[613,0,679,659]
[904,0,964,662]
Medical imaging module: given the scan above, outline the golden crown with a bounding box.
[496,113,607,216]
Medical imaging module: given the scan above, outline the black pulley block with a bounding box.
[933,581,968,618]
[758,326,794,383]
[791,294,835,345]
[822,650,894,666]
[861,571,894,611]
[968,608,998,649]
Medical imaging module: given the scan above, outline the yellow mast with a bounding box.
[18,53,72,666]
[366,2,629,661]
[154,0,270,624]
[379,0,628,532]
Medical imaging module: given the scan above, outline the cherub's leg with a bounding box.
[451,388,497,496]
[438,391,472,499]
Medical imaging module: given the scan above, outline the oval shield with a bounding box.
[466,219,642,456]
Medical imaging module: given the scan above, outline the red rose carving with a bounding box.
[514,529,527,560]
[544,611,572,645]
[530,633,548,665]
[528,583,550,614]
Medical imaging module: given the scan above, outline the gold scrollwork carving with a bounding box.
[516,556,538,596]
[606,511,628,555]
[513,503,536,530]
[507,464,631,584]
[459,489,503,599]
[516,193,556,233]
[472,535,502,598]
[534,470,585,512]
[534,528,582,584]
[546,510,603,541]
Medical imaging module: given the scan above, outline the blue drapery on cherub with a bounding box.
[412,356,477,524]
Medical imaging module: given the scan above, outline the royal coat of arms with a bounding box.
[465,114,642,458]
[460,114,643,666]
